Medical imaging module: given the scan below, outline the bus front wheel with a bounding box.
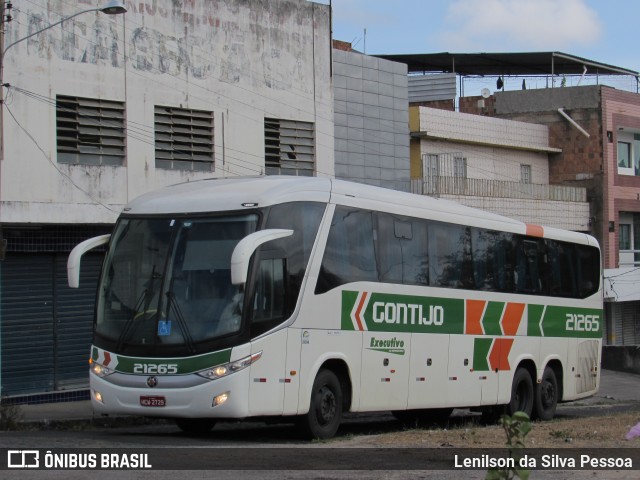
[507,367,534,418]
[299,369,343,439]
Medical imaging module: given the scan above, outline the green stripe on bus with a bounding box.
[473,338,492,371]
[341,291,602,339]
[95,347,232,375]
[528,304,545,337]
[342,290,464,334]
[538,306,603,338]
[482,302,504,336]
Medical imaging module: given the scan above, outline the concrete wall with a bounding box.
[412,106,553,184]
[409,105,591,230]
[333,49,410,191]
[417,139,550,183]
[602,346,640,375]
[1,0,333,224]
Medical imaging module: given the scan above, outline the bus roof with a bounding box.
[123,176,597,247]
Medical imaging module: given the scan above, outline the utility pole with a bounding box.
[0,0,8,261]
[0,0,8,163]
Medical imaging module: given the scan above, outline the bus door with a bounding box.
[247,256,290,416]
[408,333,450,408]
[248,329,288,415]
[447,334,482,407]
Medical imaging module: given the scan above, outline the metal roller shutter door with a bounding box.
[1,254,55,396]
[54,253,103,390]
[621,302,640,345]
[1,252,103,397]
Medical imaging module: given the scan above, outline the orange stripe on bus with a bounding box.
[526,224,544,237]
[489,338,514,371]
[466,299,486,335]
[354,292,368,331]
[502,303,525,336]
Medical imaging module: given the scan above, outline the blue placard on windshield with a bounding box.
[158,320,172,336]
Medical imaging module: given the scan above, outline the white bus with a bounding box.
[68,176,602,438]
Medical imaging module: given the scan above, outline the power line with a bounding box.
[4,102,121,213]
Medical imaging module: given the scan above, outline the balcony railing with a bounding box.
[410,176,587,202]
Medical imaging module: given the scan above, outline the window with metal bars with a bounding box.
[155,106,214,171]
[264,118,315,176]
[56,95,125,165]
[520,164,532,184]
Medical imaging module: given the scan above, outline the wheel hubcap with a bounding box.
[317,386,336,425]
[541,381,555,408]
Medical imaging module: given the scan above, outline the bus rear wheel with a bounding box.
[534,366,558,421]
[507,367,534,418]
[299,369,343,439]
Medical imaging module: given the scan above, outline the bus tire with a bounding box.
[534,366,558,421]
[299,369,343,439]
[507,367,534,418]
[175,418,216,435]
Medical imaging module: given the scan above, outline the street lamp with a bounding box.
[0,0,126,259]
[2,0,127,56]
[0,0,126,153]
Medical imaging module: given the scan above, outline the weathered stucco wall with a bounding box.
[1,0,333,224]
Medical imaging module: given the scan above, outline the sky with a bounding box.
[323,0,639,93]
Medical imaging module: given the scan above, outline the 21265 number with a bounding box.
[566,313,599,332]
[133,363,178,374]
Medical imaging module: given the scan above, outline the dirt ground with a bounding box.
[338,406,640,449]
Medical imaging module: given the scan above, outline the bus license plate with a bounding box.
[140,396,166,407]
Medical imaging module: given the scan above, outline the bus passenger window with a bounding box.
[515,239,544,294]
[428,223,472,288]
[316,207,377,294]
[471,228,515,292]
[376,214,404,284]
[547,240,577,297]
[577,245,600,298]
[376,214,428,286]
[400,219,429,286]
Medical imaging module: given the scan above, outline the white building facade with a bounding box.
[0,0,332,398]
[409,106,590,231]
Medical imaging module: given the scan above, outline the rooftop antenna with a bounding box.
[364,28,367,54]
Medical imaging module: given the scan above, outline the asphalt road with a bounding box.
[1,369,639,479]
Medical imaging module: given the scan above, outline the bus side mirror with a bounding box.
[231,229,293,286]
[67,234,111,288]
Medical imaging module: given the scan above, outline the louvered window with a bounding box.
[155,106,214,171]
[56,96,125,165]
[265,118,315,176]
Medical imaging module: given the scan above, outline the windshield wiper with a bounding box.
[165,291,196,354]
[116,265,161,351]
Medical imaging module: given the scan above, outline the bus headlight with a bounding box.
[197,352,262,380]
[91,363,114,378]
[213,391,230,407]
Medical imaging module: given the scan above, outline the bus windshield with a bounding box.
[96,214,259,355]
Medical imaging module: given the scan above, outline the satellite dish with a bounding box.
[481,88,491,98]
